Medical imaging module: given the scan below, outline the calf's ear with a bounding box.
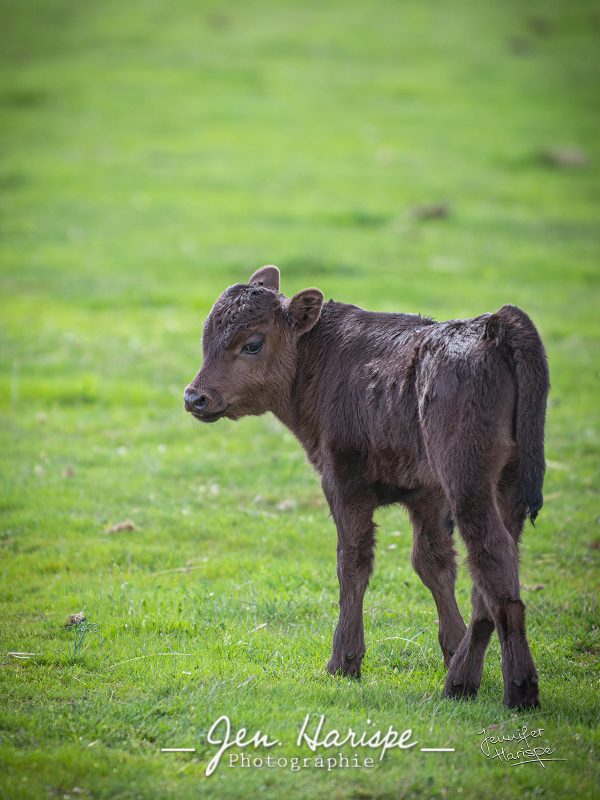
[288,288,324,335]
[249,264,280,291]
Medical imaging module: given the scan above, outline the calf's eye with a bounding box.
[242,339,263,354]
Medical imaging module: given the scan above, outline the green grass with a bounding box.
[0,0,599,797]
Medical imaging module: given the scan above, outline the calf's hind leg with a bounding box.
[446,487,539,709]
[407,490,466,667]
[421,360,539,708]
[444,461,534,704]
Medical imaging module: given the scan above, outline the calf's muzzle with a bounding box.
[183,385,227,421]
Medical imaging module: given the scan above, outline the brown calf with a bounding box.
[184,265,549,709]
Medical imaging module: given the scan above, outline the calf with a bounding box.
[184,265,549,709]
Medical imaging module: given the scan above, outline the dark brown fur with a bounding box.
[184,265,549,709]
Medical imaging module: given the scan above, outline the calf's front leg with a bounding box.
[408,494,466,667]
[323,477,377,678]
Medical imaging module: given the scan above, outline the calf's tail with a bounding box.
[487,305,550,523]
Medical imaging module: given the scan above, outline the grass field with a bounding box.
[1,0,599,798]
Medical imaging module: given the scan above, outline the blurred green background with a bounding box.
[0,1,598,798]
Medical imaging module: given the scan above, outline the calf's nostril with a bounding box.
[184,388,208,412]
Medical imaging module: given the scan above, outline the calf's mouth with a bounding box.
[191,406,229,424]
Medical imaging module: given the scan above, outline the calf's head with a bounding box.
[184,265,323,422]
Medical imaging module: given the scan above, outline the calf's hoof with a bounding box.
[442,679,479,701]
[326,651,362,678]
[504,676,540,710]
